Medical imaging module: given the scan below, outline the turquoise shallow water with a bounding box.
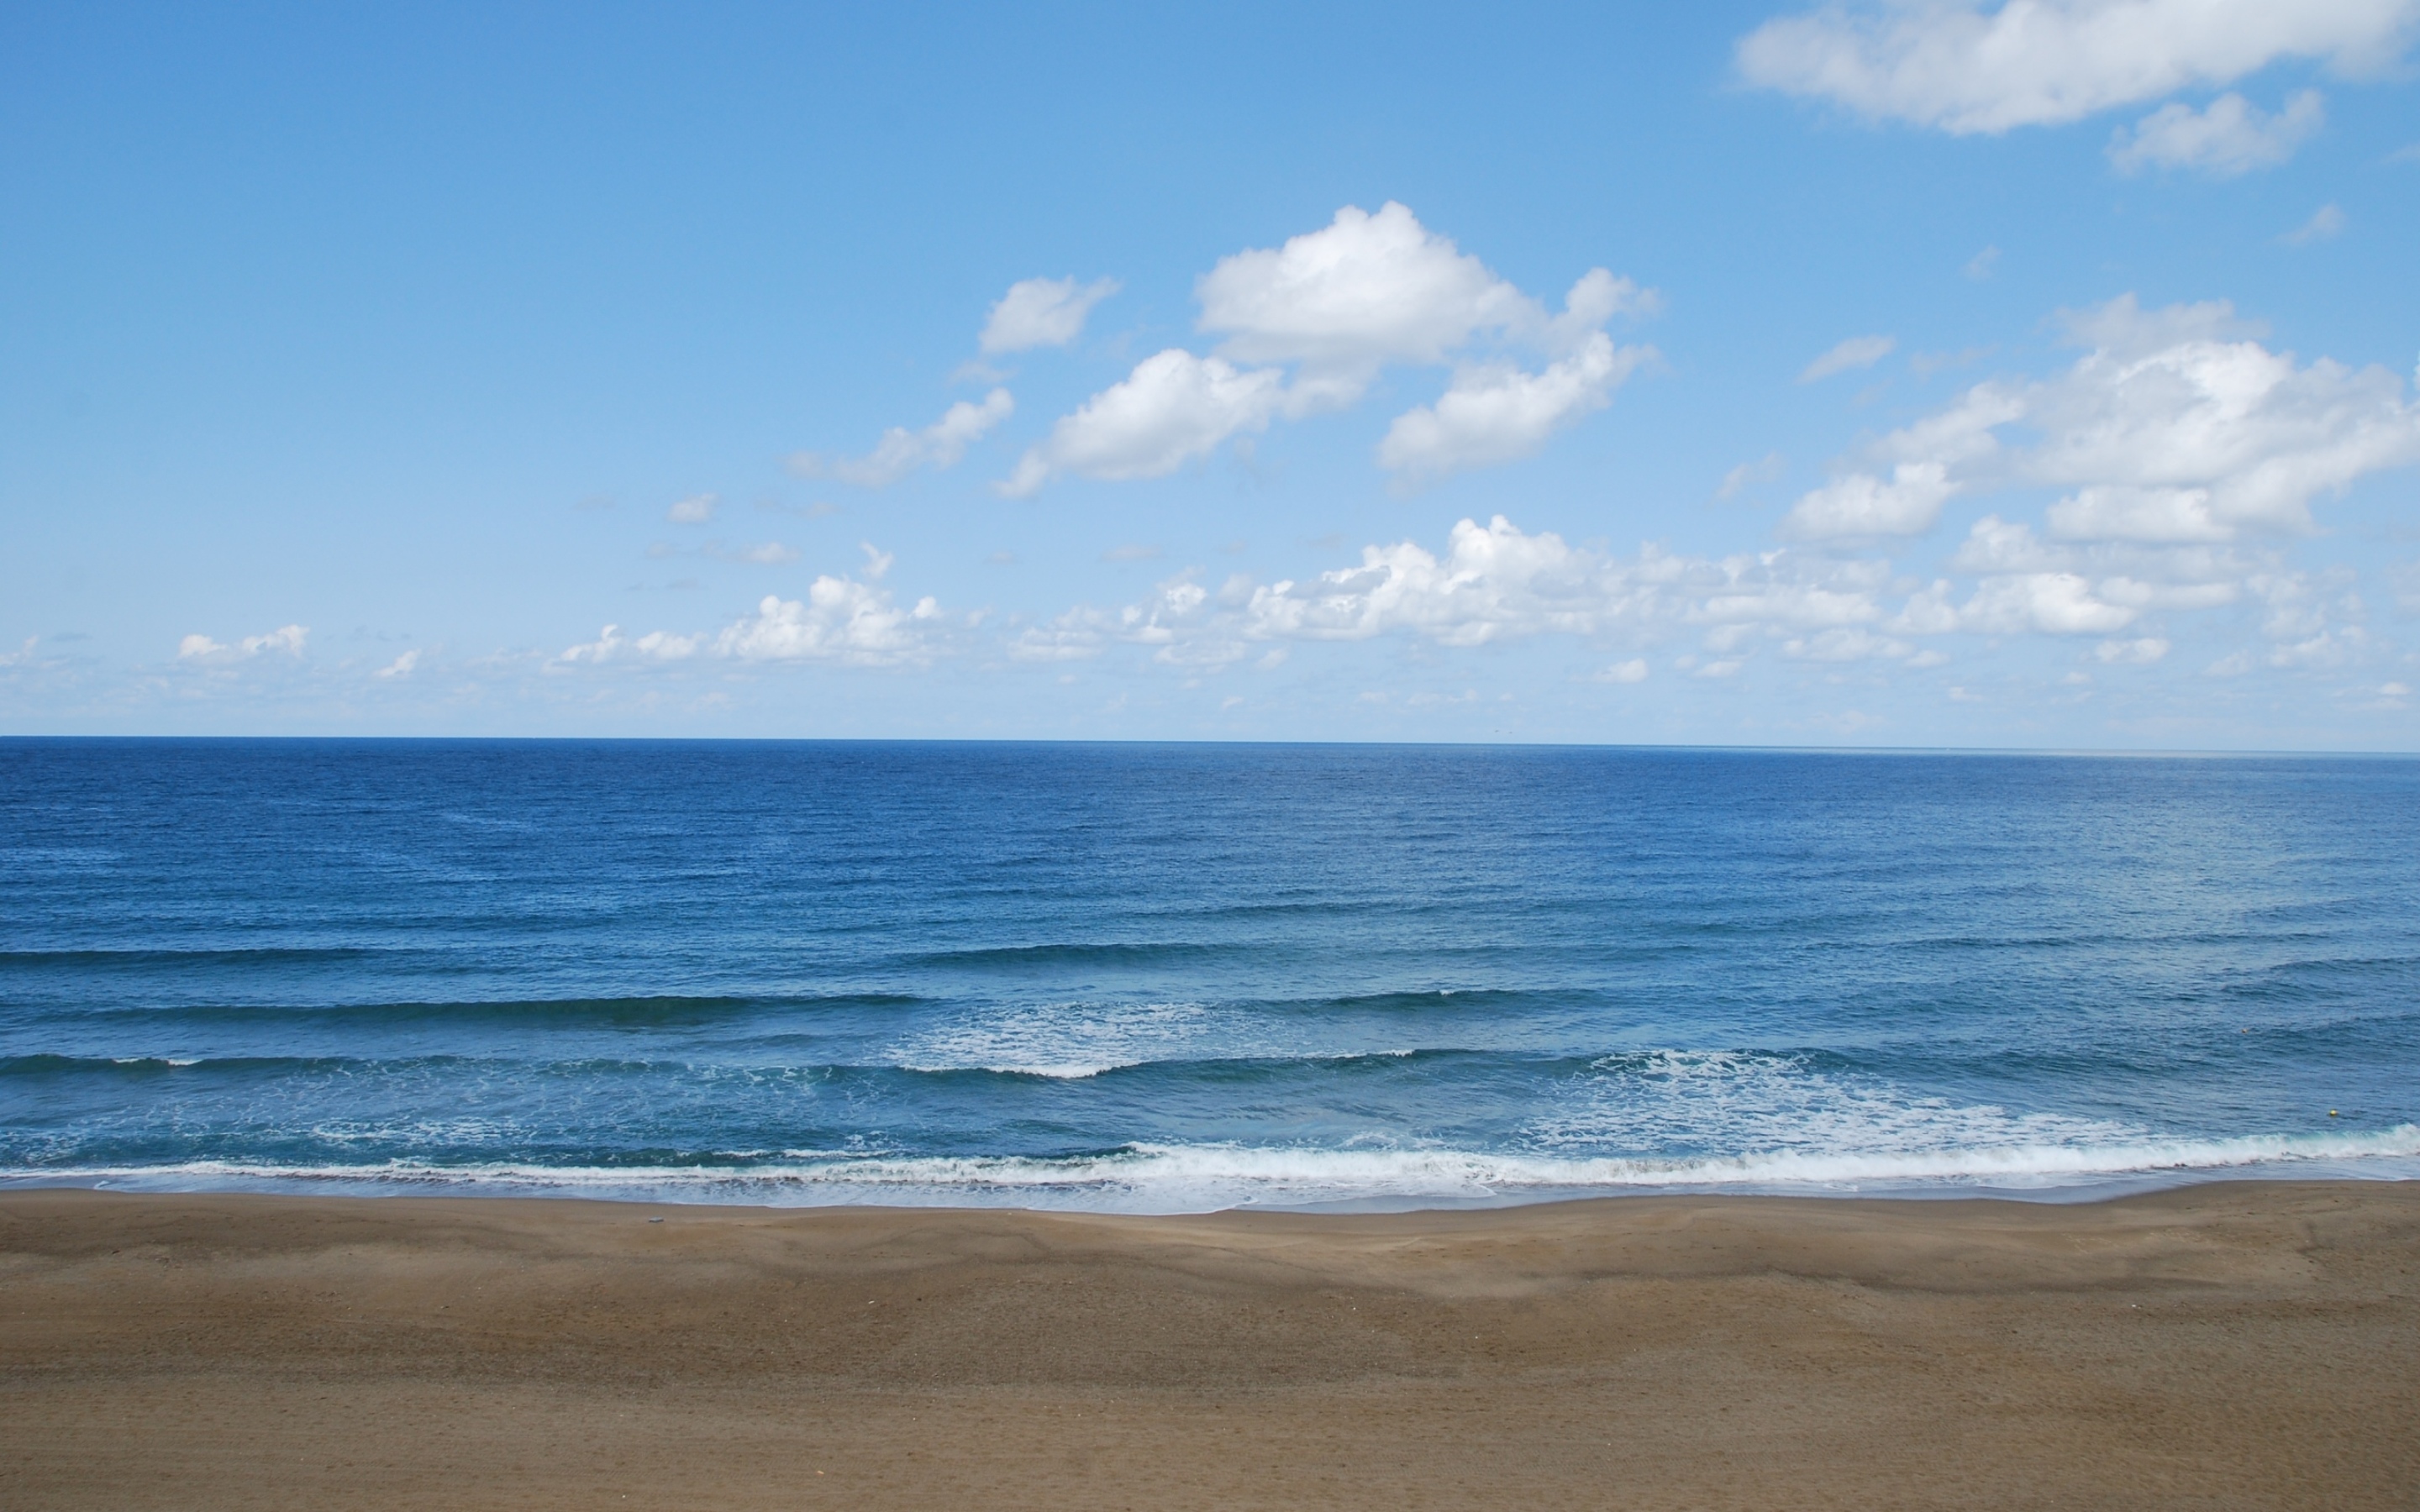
[3,738,2415,1210]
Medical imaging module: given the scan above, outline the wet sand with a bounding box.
[3,1181,2415,1509]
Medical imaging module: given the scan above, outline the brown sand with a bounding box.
[2,1182,2415,1510]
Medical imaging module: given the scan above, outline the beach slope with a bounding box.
[3,1182,2415,1509]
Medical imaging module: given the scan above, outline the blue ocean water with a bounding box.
[2,738,2415,1211]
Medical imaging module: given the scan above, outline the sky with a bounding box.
[4,0,2418,748]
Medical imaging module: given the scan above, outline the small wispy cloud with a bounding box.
[1716,453,1785,500]
[2281,203,2348,246]
[791,390,1015,488]
[2108,91,2323,177]
[1799,334,1896,383]
[979,276,1121,354]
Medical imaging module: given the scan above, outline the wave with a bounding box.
[0,947,384,969]
[10,1126,2416,1212]
[902,942,1243,972]
[6,992,927,1032]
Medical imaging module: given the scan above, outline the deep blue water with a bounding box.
[2,738,2415,1210]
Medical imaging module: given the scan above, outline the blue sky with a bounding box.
[4,1,2418,746]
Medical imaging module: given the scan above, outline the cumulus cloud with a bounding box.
[1800,333,1897,382]
[999,352,1286,496]
[1787,295,2420,543]
[1785,462,1960,538]
[1894,571,2138,634]
[1007,203,1655,495]
[1197,202,1540,388]
[554,625,706,665]
[178,625,308,662]
[979,276,1120,354]
[373,648,421,679]
[1015,492,2381,681]
[2108,90,2325,175]
[715,580,941,664]
[1376,328,1651,485]
[555,545,940,669]
[666,494,718,524]
[793,389,1015,488]
[1738,0,2417,134]
[1238,516,1685,647]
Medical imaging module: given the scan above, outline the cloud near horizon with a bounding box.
[550,289,2419,704]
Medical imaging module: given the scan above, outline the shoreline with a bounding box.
[9,1126,2417,1213]
[5,1179,2416,1509]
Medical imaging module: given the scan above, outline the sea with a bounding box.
[3,738,2416,1212]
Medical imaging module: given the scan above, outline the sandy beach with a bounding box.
[2,1181,2414,1509]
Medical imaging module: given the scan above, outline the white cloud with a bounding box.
[1000,351,1285,496]
[1800,333,1897,382]
[2108,90,2324,176]
[1008,574,1220,664]
[716,579,941,665]
[178,625,309,662]
[558,547,939,670]
[1964,245,2001,280]
[1738,0,2417,134]
[2283,203,2349,244]
[666,493,718,524]
[1895,572,2138,634]
[2028,297,2417,534]
[1792,296,2420,544]
[1375,329,1651,485]
[1021,502,2338,675]
[793,389,1015,488]
[2044,486,2233,542]
[1239,516,1684,648]
[554,626,705,665]
[1007,204,1655,496]
[373,648,421,679]
[1944,516,2249,620]
[1196,202,1539,387]
[1784,462,1960,538]
[979,276,1120,354]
